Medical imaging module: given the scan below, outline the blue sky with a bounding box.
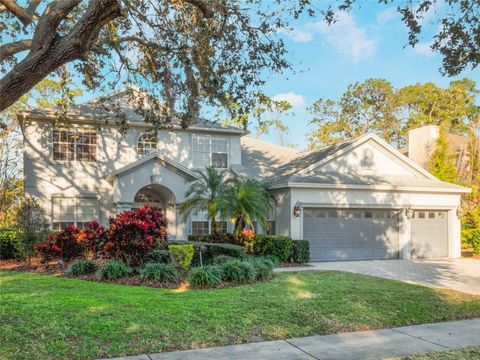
[249,3,479,149]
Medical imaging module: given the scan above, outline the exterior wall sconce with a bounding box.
[293,201,303,217]
[405,208,414,219]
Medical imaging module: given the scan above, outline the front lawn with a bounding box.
[1,271,479,360]
[395,345,480,360]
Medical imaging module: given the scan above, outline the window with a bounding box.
[137,133,157,156]
[192,135,228,168]
[191,220,227,235]
[52,197,98,230]
[191,221,209,235]
[53,128,96,162]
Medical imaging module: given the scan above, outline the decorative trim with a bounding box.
[106,151,199,181]
[296,133,438,180]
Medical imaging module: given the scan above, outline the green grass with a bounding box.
[1,271,479,360]
[393,345,480,359]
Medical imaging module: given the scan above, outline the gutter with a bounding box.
[268,182,472,194]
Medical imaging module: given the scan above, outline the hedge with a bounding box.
[169,240,245,266]
[0,229,24,260]
[253,235,292,263]
[187,233,238,244]
[462,228,480,255]
[289,240,310,264]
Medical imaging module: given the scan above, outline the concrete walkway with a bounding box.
[276,258,480,295]
[104,319,480,360]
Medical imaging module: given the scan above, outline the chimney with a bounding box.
[407,125,440,167]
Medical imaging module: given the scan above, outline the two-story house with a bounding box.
[19,88,470,262]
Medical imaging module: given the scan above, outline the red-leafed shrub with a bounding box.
[78,220,107,259]
[36,237,62,262]
[103,206,168,266]
[54,225,83,261]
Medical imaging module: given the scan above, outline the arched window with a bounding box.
[137,133,157,156]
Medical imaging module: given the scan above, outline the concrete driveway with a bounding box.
[276,258,480,295]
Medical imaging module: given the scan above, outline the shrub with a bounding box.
[0,229,24,260]
[103,206,168,266]
[54,225,83,261]
[78,220,107,259]
[289,240,310,264]
[140,263,178,282]
[188,233,238,244]
[212,255,233,264]
[221,259,256,283]
[169,240,245,266]
[15,197,50,260]
[97,260,132,280]
[169,244,194,272]
[187,265,223,287]
[66,259,97,275]
[36,239,62,262]
[146,249,170,263]
[253,235,292,263]
[245,256,275,280]
[462,228,480,255]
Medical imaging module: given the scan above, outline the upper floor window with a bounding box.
[53,128,97,162]
[192,135,228,168]
[137,133,157,156]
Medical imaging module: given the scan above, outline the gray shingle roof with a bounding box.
[238,136,356,183]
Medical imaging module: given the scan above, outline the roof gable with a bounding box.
[106,152,198,181]
[299,134,436,180]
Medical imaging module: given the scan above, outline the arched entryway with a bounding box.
[133,184,177,239]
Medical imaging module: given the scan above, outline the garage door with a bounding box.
[303,208,400,261]
[410,210,448,258]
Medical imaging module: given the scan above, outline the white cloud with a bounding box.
[377,8,396,24]
[282,28,314,43]
[411,42,434,57]
[272,92,306,108]
[307,12,377,63]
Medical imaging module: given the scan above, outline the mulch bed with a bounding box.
[0,258,273,290]
[0,258,65,274]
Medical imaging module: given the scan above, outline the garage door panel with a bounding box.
[411,210,448,258]
[304,208,400,261]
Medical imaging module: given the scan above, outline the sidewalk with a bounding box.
[103,319,480,360]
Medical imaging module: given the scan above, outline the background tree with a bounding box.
[180,167,228,237]
[397,79,478,134]
[307,78,479,148]
[307,79,401,147]
[218,93,293,146]
[426,127,458,183]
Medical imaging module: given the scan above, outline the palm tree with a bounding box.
[180,166,227,236]
[220,178,273,237]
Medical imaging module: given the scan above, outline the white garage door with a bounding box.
[303,208,400,262]
[410,210,448,258]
